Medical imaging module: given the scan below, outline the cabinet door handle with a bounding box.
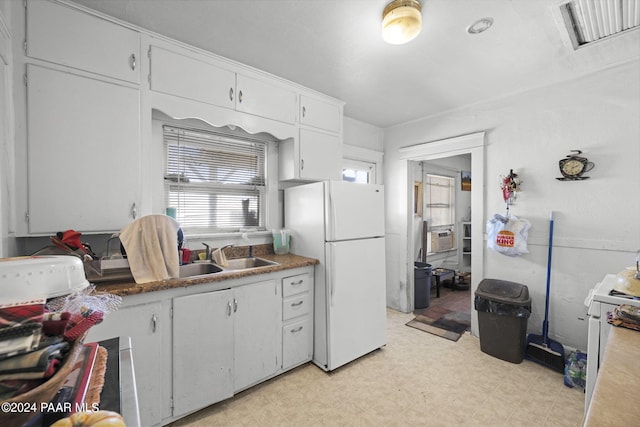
[302,106,306,118]
[227,301,232,316]
[238,90,243,104]
[130,53,136,70]
[229,87,234,101]
[290,279,304,286]
[300,159,304,170]
[233,298,238,313]
[291,300,304,307]
[131,202,137,219]
[151,314,157,333]
[291,326,303,333]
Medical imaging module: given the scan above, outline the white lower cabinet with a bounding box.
[86,266,313,426]
[233,280,281,392]
[281,273,313,370]
[282,317,312,369]
[171,278,283,420]
[172,289,234,418]
[86,301,163,427]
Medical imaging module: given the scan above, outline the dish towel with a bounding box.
[119,215,180,283]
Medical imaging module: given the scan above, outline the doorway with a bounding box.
[399,132,485,337]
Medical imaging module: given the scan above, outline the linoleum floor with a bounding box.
[170,306,584,427]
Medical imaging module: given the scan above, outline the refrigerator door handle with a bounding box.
[330,266,335,307]
[327,190,335,241]
[328,243,335,307]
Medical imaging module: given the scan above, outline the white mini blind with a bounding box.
[164,125,267,233]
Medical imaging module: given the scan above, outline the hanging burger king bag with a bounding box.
[486,214,531,257]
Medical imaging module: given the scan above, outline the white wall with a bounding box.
[0,0,16,258]
[342,116,384,185]
[383,60,640,351]
[343,116,383,151]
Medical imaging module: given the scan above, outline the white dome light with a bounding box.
[382,0,422,45]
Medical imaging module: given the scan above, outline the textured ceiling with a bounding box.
[69,0,640,128]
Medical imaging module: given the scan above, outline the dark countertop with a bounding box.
[93,253,318,297]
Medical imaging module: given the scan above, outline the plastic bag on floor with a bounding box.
[564,351,587,389]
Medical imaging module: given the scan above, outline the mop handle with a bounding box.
[543,211,554,345]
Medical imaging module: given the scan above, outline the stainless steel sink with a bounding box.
[179,262,224,278]
[218,257,279,270]
[179,257,278,277]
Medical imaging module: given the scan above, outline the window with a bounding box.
[164,125,268,234]
[424,173,456,253]
[343,159,376,184]
[425,174,455,228]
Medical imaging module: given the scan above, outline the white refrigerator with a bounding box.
[285,181,387,371]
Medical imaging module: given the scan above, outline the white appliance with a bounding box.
[584,274,640,412]
[285,181,387,371]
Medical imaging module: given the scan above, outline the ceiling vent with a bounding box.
[560,0,640,49]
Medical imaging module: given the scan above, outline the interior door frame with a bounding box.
[399,131,485,336]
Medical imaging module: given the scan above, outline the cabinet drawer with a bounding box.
[283,294,310,321]
[282,318,312,370]
[282,274,311,297]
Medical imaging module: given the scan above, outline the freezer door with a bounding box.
[325,181,385,241]
[325,237,387,370]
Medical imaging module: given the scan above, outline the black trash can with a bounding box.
[474,279,531,363]
[414,262,432,309]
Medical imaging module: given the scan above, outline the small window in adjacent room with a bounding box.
[343,159,376,184]
[425,173,455,228]
[424,173,456,253]
[163,125,268,234]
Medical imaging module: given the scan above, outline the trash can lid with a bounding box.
[476,278,530,305]
[414,262,431,269]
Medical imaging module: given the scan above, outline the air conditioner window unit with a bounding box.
[431,230,455,252]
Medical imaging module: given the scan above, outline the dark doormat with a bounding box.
[406,308,471,342]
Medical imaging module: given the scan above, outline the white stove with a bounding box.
[584,274,640,412]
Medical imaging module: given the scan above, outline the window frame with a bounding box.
[163,124,271,235]
[342,158,376,184]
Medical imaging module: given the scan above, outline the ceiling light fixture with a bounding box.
[467,17,494,34]
[382,0,422,45]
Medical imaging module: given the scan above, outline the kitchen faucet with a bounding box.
[201,243,211,261]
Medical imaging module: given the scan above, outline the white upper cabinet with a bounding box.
[299,94,342,133]
[26,0,140,84]
[150,45,297,124]
[149,45,235,109]
[279,93,343,181]
[235,74,297,124]
[279,128,342,181]
[26,64,140,234]
[298,129,341,180]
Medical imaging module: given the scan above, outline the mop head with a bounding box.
[525,334,565,373]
